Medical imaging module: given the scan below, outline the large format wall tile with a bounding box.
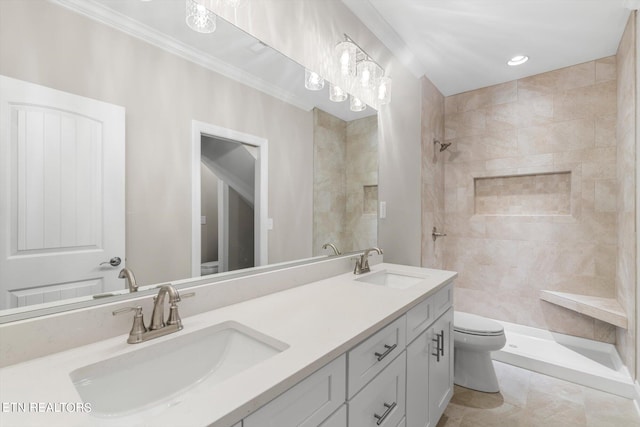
[440,57,620,343]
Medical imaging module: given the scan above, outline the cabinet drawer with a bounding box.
[406,283,452,343]
[432,283,453,321]
[348,353,406,427]
[347,316,406,398]
[243,355,346,427]
[319,404,347,427]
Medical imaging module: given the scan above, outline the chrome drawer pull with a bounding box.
[374,402,396,425]
[439,330,445,357]
[374,344,397,361]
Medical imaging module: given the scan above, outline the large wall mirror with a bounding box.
[0,0,378,322]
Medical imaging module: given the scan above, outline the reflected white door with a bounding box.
[0,76,125,309]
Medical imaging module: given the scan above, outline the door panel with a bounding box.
[0,75,125,309]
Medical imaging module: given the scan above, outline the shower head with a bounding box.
[439,142,452,152]
[434,139,451,152]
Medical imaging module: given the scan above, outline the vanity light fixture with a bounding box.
[304,69,325,91]
[335,40,357,77]
[357,59,383,90]
[185,0,216,33]
[329,84,348,102]
[507,55,529,66]
[350,95,366,112]
[304,34,391,110]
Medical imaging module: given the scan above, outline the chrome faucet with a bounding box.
[354,247,383,275]
[322,243,341,256]
[118,268,138,293]
[112,284,195,344]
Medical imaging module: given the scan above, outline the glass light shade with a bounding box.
[329,84,347,102]
[350,95,366,112]
[335,41,357,77]
[186,0,216,34]
[377,76,392,105]
[304,69,325,91]
[357,60,383,90]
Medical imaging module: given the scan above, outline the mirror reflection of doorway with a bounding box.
[191,121,268,278]
[201,137,256,274]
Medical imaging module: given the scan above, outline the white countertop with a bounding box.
[0,263,456,427]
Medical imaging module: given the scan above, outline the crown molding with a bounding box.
[48,0,314,111]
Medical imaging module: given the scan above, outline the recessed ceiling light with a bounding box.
[507,55,529,66]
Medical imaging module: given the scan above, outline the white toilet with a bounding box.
[453,311,506,393]
[201,261,219,276]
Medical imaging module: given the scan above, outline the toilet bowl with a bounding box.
[201,261,219,276]
[453,311,506,393]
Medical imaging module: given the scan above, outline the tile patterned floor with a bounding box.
[437,361,640,427]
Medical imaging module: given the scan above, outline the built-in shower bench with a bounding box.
[539,290,628,329]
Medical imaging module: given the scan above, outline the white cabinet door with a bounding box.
[429,308,454,426]
[348,353,406,427]
[243,355,346,427]
[406,328,431,427]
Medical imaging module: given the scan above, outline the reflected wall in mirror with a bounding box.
[0,0,377,319]
[313,109,378,256]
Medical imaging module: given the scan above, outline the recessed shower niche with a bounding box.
[474,172,572,215]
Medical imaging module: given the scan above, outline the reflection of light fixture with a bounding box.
[303,34,391,109]
[378,76,392,105]
[507,55,528,66]
[304,69,325,91]
[350,95,366,112]
[329,84,347,102]
[335,41,357,77]
[357,60,383,90]
[186,0,216,33]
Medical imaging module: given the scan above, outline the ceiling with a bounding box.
[343,0,637,96]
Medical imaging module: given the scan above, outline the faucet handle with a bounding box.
[167,292,195,328]
[112,305,142,316]
[113,306,148,343]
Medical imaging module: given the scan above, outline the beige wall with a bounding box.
[313,109,347,254]
[211,0,424,266]
[313,110,378,255]
[0,0,314,286]
[442,58,619,343]
[345,115,378,252]
[421,76,446,269]
[617,11,638,377]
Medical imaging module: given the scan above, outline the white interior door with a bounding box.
[0,75,125,309]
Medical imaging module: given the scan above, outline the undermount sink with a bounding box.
[70,321,288,417]
[355,270,426,289]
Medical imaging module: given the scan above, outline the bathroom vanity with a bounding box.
[0,263,456,427]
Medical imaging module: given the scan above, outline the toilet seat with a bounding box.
[454,311,504,337]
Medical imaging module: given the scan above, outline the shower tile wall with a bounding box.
[313,109,378,255]
[442,57,618,343]
[616,12,637,376]
[313,109,347,255]
[421,75,446,269]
